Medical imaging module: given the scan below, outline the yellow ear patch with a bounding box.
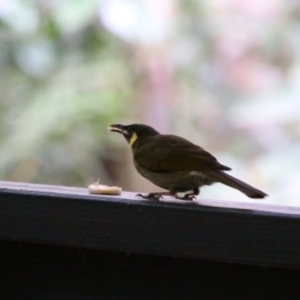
[129,133,138,146]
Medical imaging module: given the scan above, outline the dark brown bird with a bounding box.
[108,124,268,200]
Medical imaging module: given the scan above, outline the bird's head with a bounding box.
[108,124,159,147]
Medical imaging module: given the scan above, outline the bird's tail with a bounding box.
[211,171,268,199]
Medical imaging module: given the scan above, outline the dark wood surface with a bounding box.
[1,180,300,269]
[1,241,300,300]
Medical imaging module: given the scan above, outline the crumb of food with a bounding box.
[88,178,122,195]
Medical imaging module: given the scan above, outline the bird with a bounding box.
[108,123,268,201]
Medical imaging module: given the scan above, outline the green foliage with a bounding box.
[0,0,133,185]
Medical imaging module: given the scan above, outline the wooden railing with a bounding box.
[0,180,299,299]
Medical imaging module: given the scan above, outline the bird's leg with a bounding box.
[174,188,199,201]
[136,191,172,201]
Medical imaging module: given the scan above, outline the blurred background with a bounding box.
[0,0,299,205]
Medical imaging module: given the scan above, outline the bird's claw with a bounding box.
[173,194,197,201]
[136,193,163,201]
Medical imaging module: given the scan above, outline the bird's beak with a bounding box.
[108,124,129,135]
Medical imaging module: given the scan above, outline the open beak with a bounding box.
[108,124,128,135]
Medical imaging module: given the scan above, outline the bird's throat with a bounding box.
[129,133,138,147]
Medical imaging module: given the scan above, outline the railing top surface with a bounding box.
[0,180,299,216]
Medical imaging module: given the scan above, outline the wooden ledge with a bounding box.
[0,180,300,269]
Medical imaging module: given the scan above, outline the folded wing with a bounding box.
[134,135,231,172]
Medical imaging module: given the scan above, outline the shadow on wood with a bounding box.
[0,241,300,300]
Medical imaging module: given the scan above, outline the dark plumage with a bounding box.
[109,124,268,200]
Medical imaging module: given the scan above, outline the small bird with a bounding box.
[108,124,268,200]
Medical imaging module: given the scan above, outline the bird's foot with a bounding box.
[173,188,199,201]
[173,193,197,201]
[136,193,164,201]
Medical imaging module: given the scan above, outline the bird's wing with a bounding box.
[134,135,231,172]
